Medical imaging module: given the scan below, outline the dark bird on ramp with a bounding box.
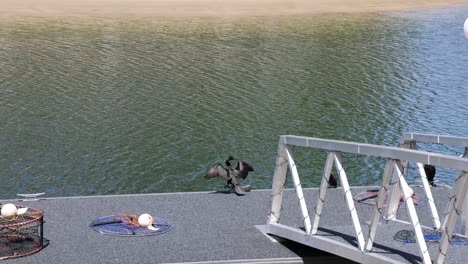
[205,156,254,195]
[328,173,338,188]
[424,164,436,186]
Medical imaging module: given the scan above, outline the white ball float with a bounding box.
[1,203,18,217]
[138,213,154,228]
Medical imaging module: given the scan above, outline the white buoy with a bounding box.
[1,203,18,217]
[137,213,153,228]
[464,18,468,39]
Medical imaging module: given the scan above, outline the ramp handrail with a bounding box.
[267,135,468,264]
[401,132,468,148]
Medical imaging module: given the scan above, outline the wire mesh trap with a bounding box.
[0,206,45,260]
[90,214,172,237]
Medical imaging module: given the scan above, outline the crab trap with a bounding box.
[0,205,45,260]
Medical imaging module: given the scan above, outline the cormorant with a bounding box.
[328,173,338,188]
[205,156,254,195]
[424,164,436,186]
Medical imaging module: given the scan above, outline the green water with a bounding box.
[1,6,468,198]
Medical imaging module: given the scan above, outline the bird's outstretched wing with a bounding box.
[235,160,254,179]
[204,163,229,180]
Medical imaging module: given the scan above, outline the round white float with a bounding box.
[138,213,154,228]
[1,203,18,217]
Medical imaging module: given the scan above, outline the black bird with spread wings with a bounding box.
[204,156,254,195]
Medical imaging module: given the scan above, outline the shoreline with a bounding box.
[1,0,468,18]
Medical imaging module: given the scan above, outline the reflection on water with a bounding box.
[1,6,467,198]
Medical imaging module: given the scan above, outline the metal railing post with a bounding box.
[284,145,312,234]
[461,147,468,236]
[333,152,365,251]
[268,140,288,225]
[416,162,441,229]
[436,171,468,264]
[399,135,440,229]
[365,159,394,251]
[394,160,432,264]
[311,151,334,235]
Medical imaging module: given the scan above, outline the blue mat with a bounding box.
[90,214,172,237]
[394,229,468,245]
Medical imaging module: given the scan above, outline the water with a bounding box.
[1,6,467,199]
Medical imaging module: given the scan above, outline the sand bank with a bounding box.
[1,0,468,17]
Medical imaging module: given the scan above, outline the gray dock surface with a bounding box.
[1,186,466,263]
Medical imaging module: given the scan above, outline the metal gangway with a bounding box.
[261,134,468,264]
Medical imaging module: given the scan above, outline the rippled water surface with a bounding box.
[1,6,467,198]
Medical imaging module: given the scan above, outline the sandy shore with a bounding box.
[1,0,468,17]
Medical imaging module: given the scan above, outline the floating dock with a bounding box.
[2,133,467,263]
[0,185,466,264]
